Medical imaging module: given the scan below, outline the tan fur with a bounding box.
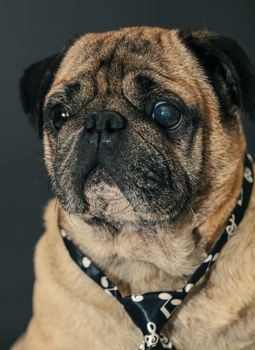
[12,171,255,350]
[12,27,255,349]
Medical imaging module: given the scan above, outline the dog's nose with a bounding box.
[84,110,127,132]
[84,110,127,147]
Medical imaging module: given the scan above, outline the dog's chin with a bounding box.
[82,168,136,234]
[54,165,177,235]
[80,167,179,235]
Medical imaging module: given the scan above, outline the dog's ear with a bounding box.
[20,53,61,137]
[20,36,80,137]
[182,30,255,122]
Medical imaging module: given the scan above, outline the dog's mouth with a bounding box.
[84,166,115,189]
[83,166,136,229]
[82,166,179,234]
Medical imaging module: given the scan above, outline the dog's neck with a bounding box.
[58,152,245,296]
[196,152,244,247]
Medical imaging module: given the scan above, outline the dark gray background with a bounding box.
[1,1,255,349]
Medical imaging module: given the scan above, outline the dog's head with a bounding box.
[20,27,255,248]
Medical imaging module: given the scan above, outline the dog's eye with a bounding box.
[152,101,182,129]
[50,105,70,131]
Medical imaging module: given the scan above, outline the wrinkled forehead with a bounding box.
[53,28,182,80]
[46,27,215,111]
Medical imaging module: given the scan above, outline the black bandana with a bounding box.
[60,153,254,350]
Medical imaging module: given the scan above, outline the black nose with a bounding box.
[84,110,127,147]
[84,110,127,131]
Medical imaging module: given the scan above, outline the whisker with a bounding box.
[188,205,199,227]
[110,203,132,216]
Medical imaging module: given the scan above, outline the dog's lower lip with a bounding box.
[84,166,115,188]
[83,166,100,187]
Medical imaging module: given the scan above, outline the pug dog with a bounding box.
[12,27,255,350]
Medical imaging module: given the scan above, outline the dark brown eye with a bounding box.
[152,101,182,129]
[50,105,70,131]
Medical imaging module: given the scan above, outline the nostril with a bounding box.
[109,116,127,131]
[104,119,111,131]
[84,115,95,130]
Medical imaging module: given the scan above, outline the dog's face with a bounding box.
[21,27,255,246]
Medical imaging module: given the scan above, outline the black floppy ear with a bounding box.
[20,53,62,137]
[182,30,255,122]
[19,36,80,137]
